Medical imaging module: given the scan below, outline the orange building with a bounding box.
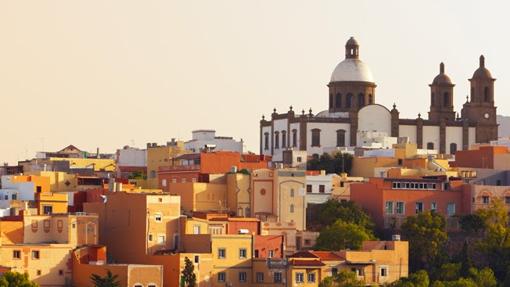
[453,145,510,169]
[350,176,470,230]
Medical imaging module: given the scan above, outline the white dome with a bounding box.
[330,59,374,83]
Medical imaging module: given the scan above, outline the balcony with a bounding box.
[159,165,200,172]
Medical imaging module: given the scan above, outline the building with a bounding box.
[146,140,188,188]
[260,37,498,161]
[116,145,147,179]
[350,176,469,230]
[453,145,510,169]
[185,130,243,153]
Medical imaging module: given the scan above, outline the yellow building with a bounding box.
[168,182,227,213]
[146,141,188,188]
[226,173,251,217]
[49,157,116,172]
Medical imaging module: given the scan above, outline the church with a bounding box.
[260,37,498,161]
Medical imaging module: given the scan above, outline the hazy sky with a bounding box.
[1,1,510,164]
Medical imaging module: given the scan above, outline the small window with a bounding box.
[274,131,280,149]
[11,194,17,200]
[193,225,201,234]
[295,272,304,283]
[450,143,458,154]
[264,132,269,150]
[332,268,338,276]
[268,250,274,258]
[155,213,162,222]
[13,250,21,259]
[427,142,434,150]
[58,270,63,276]
[148,285,157,287]
[239,272,247,283]
[292,129,298,147]
[385,201,394,214]
[308,272,316,283]
[336,129,346,147]
[306,185,312,193]
[319,185,325,193]
[43,205,53,215]
[194,255,199,263]
[32,250,40,260]
[274,272,282,283]
[380,266,388,277]
[218,272,226,283]
[239,248,247,259]
[415,202,424,214]
[395,202,405,215]
[218,248,226,259]
[482,196,490,204]
[36,270,41,276]
[36,186,42,193]
[256,272,264,283]
[148,234,153,241]
[290,204,295,213]
[3,195,7,200]
[157,235,165,244]
[134,284,143,287]
[447,203,456,216]
[311,129,321,147]
[290,189,295,197]
[431,202,437,212]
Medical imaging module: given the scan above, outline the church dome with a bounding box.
[330,37,374,83]
[432,63,453,85]
[472,55,493,79]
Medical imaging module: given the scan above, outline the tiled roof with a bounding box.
[290,259,325,267]
[310,251,345,261]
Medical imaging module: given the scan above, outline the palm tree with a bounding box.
[90,270,120,287]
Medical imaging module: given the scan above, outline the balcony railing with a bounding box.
[159,165,200,172]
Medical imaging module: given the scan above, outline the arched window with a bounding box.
[443,92,449,107]
[264,132,269,150]
[274,131,279,149]
[311,129,321,147]
[368,94,373,104]
[292,129,298,147]
[346,94,353,108]
[290,204,295,213]
[427,142,434,150]
[358,93,365,107]
[335,93,342,108]
[484,87,489,102]
[329,94,333,108]
[290,189,295,197]
[431,93,435,106]
[281,131,287,148]
[336,129,346,147]
[450,143,457,154]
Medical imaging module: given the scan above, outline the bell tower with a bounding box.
[461,55,498,143]
[428,63,456,122]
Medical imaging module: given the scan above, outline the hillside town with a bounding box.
[1,37,510,287]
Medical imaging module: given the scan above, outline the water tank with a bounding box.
[392,234,401,241]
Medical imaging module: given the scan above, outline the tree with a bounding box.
[401,212,448,271]
[181,256,197,287]
[468,267,497,287]
[315,200,375,231]
[390,270,430,287]
[315,220,374,251]
[319,270,364,287]
[0,272,38,287]
[457,241,473,277]
[307,152,353,174]
[459,214,485,234]
[90,270,120,287]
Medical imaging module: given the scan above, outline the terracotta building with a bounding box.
[453,145,510,169]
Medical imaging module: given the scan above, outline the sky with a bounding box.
[1,1,510,164]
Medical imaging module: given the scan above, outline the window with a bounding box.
[239,248,247,259]
[352,268,364,276]
[427,142,434,150]
[282,131,287,148]
[358,93,365,107]
[484,86,489,102]
[482,196,490,204]
[396,202,405,215]
[346,93,353,108]
[335,93,342,108]
[385,201,394,214]
[264,132,269,150]
[3,195,7,200]
[148,234,153,241]
[13,250,21,259]
[157,235,165,244]
[134,284,143,287]
[268,250,274,258]
[319,185,325,193]
[290,189,295,197]
[274,272,282,283]
[311,129,321,147]
[447,203,456,216]
[415,202,424,214]
[32,250,40,260]
[443,92,449,106]
[36,270,41,276]
[150,170,156,178]
[332,268,338,276]
[306,185,312,193]
[450,143,457,154]
[380,266,388,277]
[336,129,346,147]
[505,197,510,204]
[431,202,437,212]
[308,272,316,283]
[36,186,42,193]
[193,225,201,234]
[368,94,373,104]
[295,272,304,283]
[218,272,226,283]
[43,205,53,215]
[239,272,247,283]
[59,270,63,276]
[254,250,259,258]
[292,129,298,147]
[218,248,226,259]
[256,272,264,283]
[148,285,157,287]
[290,204,295,213]
[274,131,280,149]
[154,213,162,222]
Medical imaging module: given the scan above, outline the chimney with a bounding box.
[97,147,100,159]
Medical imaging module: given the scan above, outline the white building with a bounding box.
[305,171,335,205]
[260,37,498,161]
[185,130,243,153]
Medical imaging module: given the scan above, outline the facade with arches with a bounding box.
[260,37,498,161]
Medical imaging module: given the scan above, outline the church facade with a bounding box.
[260,37,498,161]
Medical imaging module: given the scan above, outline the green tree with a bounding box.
[90,270,120,287]
[436,263,461,282]
[457,241,473,277]
[181,256,197,287]
[319,269,364,287]
[401,212,448,271]
[390,270,430,287]
[307,152,353,174]
[315,220,374,251]
[459,214,485,234]
[315,200,375,231]
[468,267,497,287]
[0,272,38,287]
